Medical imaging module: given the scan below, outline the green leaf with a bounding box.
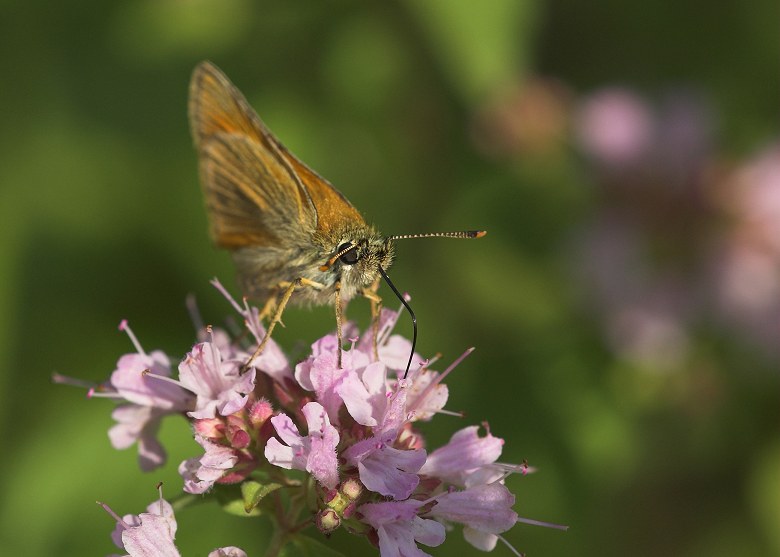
[241,479,283,513]
[214,484,263,518]
[279,534,347,557]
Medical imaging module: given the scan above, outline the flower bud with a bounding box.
[248,399,273,428]
[340,478,363,501]
[316,508,341,535]
[193,418,224,439]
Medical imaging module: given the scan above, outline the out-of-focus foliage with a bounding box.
[1,1,777,556]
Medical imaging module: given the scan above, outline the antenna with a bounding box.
[387,230,486,241]
[377,265,417,379]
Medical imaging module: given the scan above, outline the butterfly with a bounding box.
[189,61,484,376]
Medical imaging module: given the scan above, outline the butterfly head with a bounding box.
[321,228,394,295]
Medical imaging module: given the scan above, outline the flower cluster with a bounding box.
[60,279,564,556]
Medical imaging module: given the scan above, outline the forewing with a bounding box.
[271,142,367,236]
[189,61,316,248]
[199,134,315,247]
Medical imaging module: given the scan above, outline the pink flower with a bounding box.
[731,144,780,254]
[179,435,239,494]
[357,308,425,376]
[108,405,169,472]
[425,483,518,551]
[405,348,475,422]
[264,401,340,489]
[346,442,426,500]
[576,88,653,166]
[107,321,192,471]
[100,490,246,557]
[359,499,445,557]
[210,279,292,383]
[207,548,247,557]
[101,494,180,557]
[336,361,389,427]
[403,369,449,422]
[419,425,505,487]
[73,281,566,555]
[178,342,256,420]
[295,338,371,425]
[110,323,190,411]
[342,386,427,500]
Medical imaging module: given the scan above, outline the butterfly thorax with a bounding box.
[231,223,394,306]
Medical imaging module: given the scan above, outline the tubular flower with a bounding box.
[67,281,565,556]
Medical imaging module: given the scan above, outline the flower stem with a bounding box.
[263,525,288,557]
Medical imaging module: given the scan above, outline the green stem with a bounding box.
[263,523,288,557]
[263,474,313,556]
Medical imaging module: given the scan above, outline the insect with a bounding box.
[189,61,484,377]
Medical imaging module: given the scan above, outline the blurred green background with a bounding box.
[1,1,778,555]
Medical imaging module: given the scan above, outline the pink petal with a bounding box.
[427,483,517,534]
[179,437,238,494]
[360,499,422,525]
[111,351,189,410]
[355,446,426,500]
[337,372,377,426]
[269,413,302,447]
[108,405,167,472]
[208,547,247,557]
[463,527,499,551]
[121,513,180,557]
[301,402,340,489]
[410,516,447,548]
[180,343,254,419]
[419,426,503,484]
[250,339,292,383]
[264,404,340,489]
[137,433,166,472]
[264,438,299,470]
[308,354,349,424]
[376,386,409,436]
[377,522,436,557]
[406,371,448,421]
[379,335,424,375]
[359,500,445,557]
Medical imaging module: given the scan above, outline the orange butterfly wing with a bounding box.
[189,61,364,249]
[268,136,367,238]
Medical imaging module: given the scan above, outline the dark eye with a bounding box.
[338,242,359,265]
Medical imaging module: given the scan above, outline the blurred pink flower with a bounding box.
[712,143,780,352]
[576,88,653,166]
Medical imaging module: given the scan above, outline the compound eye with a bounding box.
[337,242,359,265]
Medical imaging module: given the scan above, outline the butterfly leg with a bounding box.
[244,277,325,371]
[334,281,344,369]
[258,294,279,322]
[362,280,383,361]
